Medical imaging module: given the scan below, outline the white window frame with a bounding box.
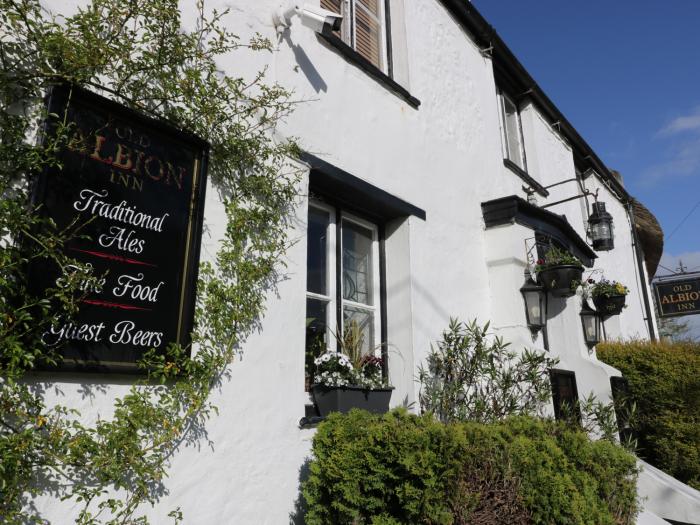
[305,200,382,357]
[497,89,527,171]
[305,200,336,351]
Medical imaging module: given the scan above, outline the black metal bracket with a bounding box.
[299,416,325,429]
[542,177,578,191]
[540,191,591,209]
[479,44,494,57]
[540,187,599,210]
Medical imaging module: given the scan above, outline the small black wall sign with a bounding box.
[654,276,700,318]
[29,85,208,372]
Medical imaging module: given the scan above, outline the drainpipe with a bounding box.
[627,202,657,341]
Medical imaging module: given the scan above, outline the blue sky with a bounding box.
[471,1,700,336]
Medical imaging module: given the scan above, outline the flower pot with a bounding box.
[593,294,626,317]
[537,265,584,298]
[311,384,393,417]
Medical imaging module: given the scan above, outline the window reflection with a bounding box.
[307,208,329,296]
[342,220,373,306]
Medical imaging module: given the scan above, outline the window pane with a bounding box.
[306,298,329,390]
[556,375,575,401]
[307,207,329,295]
[503,96,525,169]
[354,2,382,68]
[343,305,374,356]
[342,220,373,305]
[551,372,580,423]
[358,0,380,16]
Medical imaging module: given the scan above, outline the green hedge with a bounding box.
[598,339,700,489]
[302,410,638,524]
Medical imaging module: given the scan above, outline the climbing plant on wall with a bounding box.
[0,0,299,522]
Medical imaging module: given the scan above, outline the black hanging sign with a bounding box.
[654,276,700,318]
[29,85,208,372]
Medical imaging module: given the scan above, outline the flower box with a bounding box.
[593,294,626,317]
[537,265,584,298]
[311,384,393,417]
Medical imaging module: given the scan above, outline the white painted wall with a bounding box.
[638,460,700,524]
[29,2,685,524]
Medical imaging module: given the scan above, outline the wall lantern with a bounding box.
[588,201,614,251]
[580,302,601,347]
[520,274,547,332]
[536,178,615,252]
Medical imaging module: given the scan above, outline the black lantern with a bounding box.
[588,201,614,251]
[520,274,547,331]
[580,302,601,347]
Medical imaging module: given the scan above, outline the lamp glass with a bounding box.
[525,291,542,323]
[521,278,546,330]
[580,308,601,346]
[590,221,611,241]
[584,316,596,339]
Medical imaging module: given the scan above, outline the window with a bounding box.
[321,0,388,71]
[497,90,526,170]
[610,376,636,444]
[550,370,580,422]
[305,200,382,390]
[534,234,565,264]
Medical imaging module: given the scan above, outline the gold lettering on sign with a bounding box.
[67,128,89,154]
[90,135,113,164]
[661,291,700,304]
[109,169,144,192]
[673,284,692,292]
[66,123,188,192]
[112,143,134,171]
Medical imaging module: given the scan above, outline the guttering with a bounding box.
[626,202,658,341]
[439,0,631,204]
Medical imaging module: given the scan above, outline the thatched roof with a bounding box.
[607,170,664,278]
[631,198,664,278]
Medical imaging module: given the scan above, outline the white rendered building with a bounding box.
[32,1,700,523]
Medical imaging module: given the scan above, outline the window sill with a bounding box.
[503,159,549,197]
[317,30,420,109]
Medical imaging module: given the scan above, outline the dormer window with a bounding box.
[497,89,527,170]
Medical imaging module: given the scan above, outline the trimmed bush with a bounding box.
[598,340,700,489]
[302,409,639,525]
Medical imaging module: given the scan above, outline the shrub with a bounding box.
[598,340,700,489]
[417,319,558,424]
[302,409,639,525]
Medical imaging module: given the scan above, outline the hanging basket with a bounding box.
[537,265,584,298]
[593,294,626,317]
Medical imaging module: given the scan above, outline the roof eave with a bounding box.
[439,0,631,204]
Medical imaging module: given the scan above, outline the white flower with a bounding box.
[314,351,336,366]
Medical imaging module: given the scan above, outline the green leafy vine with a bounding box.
[0,0,300,523]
